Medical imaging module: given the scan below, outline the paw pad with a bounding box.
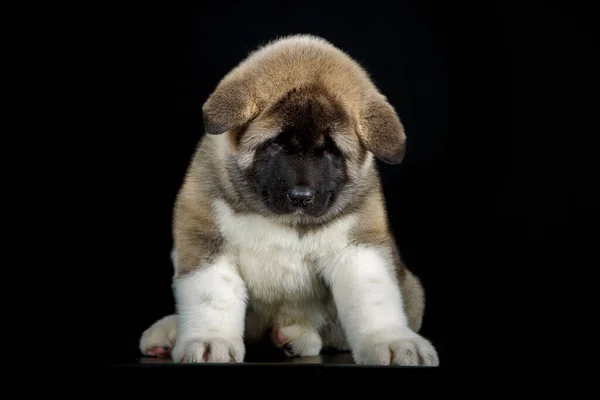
[270,325,322,357]
[146,346,172,358]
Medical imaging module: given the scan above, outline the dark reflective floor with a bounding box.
[138,352,355,365]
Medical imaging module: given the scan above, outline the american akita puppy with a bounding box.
[139,34,439,366]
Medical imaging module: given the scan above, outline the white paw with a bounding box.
[139,314,178,358]
[353,328,439,366]
[271,325,322,357]
[172,337,245,363]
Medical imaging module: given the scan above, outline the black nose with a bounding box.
[287,186,315,207]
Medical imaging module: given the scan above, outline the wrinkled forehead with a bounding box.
[234,85,351,151]
[269,86,347,140]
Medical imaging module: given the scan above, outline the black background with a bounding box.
[110,1,594,367]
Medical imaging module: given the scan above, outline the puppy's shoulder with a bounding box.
[348,182,394,248]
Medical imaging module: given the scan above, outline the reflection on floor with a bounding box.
[138,351,355,365]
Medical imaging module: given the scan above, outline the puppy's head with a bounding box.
[203,35,407,223]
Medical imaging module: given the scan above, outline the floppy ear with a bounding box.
[357,95,407,164]
[202,78,259,135]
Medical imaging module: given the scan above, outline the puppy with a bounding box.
[139,34,439,366]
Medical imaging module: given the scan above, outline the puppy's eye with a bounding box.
[323,136,342,157]
[262,141,282,154]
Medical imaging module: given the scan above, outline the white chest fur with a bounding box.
[212,200,356,303]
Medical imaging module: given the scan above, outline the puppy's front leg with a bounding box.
[171,254,248,363]
[320,246,439,366]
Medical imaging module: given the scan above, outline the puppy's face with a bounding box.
[219,85,384,224]
[244,87,348,218]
